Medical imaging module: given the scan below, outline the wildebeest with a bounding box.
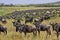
[0,24,7,35]
[41,14,51,20]
[12,21,37,36]
[50,22,60,38]
[34,15,50,23]
[21,25,37,36]
[33,22,51,36]
[12,21,22,32]
[34,17,43,23]
[0,16,7,23]
[43,15,50,20]
[25,16,33,24]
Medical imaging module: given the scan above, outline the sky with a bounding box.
[0,0,60,4]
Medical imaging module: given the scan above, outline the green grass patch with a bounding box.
[0,7,41,15]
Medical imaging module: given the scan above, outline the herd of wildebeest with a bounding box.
[0,9,60,39]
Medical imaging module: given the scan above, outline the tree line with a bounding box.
[0,3,60,7]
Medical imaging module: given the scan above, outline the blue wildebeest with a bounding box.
[0,24,7,35]
[33,21,51,36]
[0,16,7,23]
[34,17,43,23]
[50,22,60,38]
[25,16,33,24]
[12,21,37,36]
[43,14,50,20]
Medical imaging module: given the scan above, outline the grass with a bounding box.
[0,7,60,40]
[0,7,40,15]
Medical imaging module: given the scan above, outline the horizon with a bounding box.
[0,0,60,5]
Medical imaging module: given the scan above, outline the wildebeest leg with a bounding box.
[46,29,51,40]
[38,30,40,35]
[24,32,27,36]
[6,31,7,35]
[19,30,22,33]
[4,28,7,35]
[4,31,7,35]
[37,30,40,37]
[16,27,18,32]
[56,31,59,40]
[45,30,49,40]
[56,31,59,38]
[33,30,37,36]
[46,30,49,39]
[48,29,51,36]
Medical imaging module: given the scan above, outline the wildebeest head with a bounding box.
[50,22,57,31]
[1,18,7,24]
[12,21,17,26]
[33,20,40,25]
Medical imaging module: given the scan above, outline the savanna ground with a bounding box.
[0,7,60,40]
